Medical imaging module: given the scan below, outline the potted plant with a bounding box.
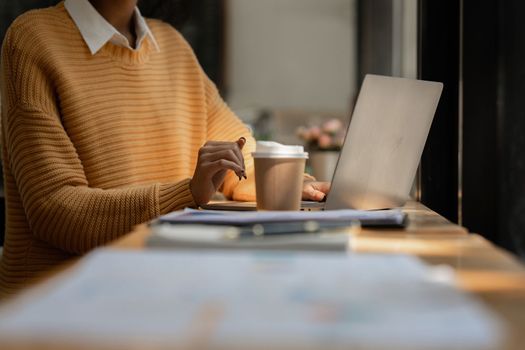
[297,118,346,181]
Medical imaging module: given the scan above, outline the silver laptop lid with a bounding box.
[325,75,443,210]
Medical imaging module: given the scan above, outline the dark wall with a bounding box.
[498,1,525,257]
[357,0,393,82]
[418,0,460,224]
[0,0,57,37]
[428,0,525,258]
[462,1,500,245]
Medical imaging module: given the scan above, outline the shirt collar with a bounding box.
[64,0,160,55]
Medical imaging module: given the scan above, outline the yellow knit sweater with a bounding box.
[0,3,255,297]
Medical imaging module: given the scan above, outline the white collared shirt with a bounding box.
[64,0,160,55]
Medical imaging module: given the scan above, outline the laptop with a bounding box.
[203,74,443,211]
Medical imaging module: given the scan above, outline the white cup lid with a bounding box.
[252,141,308,159]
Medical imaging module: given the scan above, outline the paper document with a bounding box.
[0,250,503,350]
[158,208,407,227]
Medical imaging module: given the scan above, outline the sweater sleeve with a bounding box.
[3,103,195,254]
[204,76,256,201]
[1,27,195,255]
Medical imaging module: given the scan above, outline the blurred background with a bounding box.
[1,0,524,259]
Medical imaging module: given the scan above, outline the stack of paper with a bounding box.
[147,224,351,251]
[158,208,407,227]
[147,208,406,252]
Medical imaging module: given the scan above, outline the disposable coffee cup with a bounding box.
[252,141,308,211]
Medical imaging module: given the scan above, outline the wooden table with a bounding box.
[2,201,525,349]
[112,201,525,349]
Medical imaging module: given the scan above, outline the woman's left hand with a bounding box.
[302,181,331,201]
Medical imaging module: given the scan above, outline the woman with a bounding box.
[0,0,329,297]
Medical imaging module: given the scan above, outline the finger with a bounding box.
[201,149,244,181]
[205,139,246,159]
[204,140,242,147]
[201,143,246,175]
[201,143,243,163]
[312,181,331,194]
[201,149,243,169]
[202,158,244,179]
[236,137,246,149]
[232,140,246,176]
[200,145,242,166]
[303,185,326,202]
[236,137,247,177]
[310,190,327,202]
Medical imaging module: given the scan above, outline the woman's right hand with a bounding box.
[189,138,246,206]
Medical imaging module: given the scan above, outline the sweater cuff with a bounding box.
[159,178,196,214]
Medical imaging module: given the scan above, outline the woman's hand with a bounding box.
[190,138,246,206]
[302,181,331,201]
